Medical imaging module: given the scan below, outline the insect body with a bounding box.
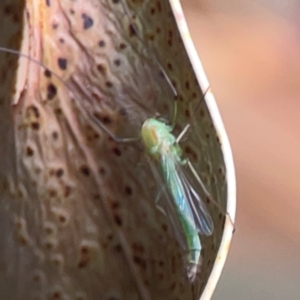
[141,118,214,281]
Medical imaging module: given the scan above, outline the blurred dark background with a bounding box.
[181,1,300,299]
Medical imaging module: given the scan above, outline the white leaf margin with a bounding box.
[168,1,237,299]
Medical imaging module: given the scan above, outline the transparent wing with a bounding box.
[148,160,189,252]
[164,154,214,236]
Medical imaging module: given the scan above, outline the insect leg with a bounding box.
[175,87,211,144]
[187,159,235,231]
[176,123,191,144]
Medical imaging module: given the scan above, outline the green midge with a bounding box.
[141,118,214,281]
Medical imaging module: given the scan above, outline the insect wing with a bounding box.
[172,159,214,236]
[148,160,189,252]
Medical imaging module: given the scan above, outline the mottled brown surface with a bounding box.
[0,1,231,299]
[182,1,300,299]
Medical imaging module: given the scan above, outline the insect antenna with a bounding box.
[119,0,179,125]
[0,46,140,143]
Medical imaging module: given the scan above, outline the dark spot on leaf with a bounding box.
[167,63,173,71]
[56,168,64,178]
[119,43,126,50]
[99,167,106,176]
[124,186,132,196]
[114,59,121,66]
[47,83,57,100]
[26,146,34,156]
[157,1,162,11]
[133,256,147,269]
[58,215,67,224]
[94,194,100,200]
[97,64,106,75]
[114,214,122,226]
[162,223,168,231]
[49,189,57,198]
[112,147,121,156]
[32,273,41,282]
[54,108,62,115]
[148,34,155,41]
[98,40,105,47]
[12,13,20,23]
[185,81,190,90]
[111,201,120,209]
[4,5,13,15]
[132,243,145,253]
[45,241,55,250]
[81,246,89,254]
[114,244,122,252]
[82,13,93,30]
[31,122,40,130]
[102,115,111,124]
[28,105,40,118]
[107,234,113,241]
[57,57,67,70]
[64,185,71,198]
[78,258,89,268]
[44,69,52,78]
[105,81,113,88]
[211,176,216,184]
[129,24,136,37]
[170,282,176,291]
[80,165,90,177]
[52,131,59,140]
[119,108,127,116]
[18,234,28,246]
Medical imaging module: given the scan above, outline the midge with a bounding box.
[141,117,214,281]
[0,42,214,282]
[117,0,215,281]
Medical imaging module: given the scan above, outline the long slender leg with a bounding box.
[176,123,191,144]
[187,160,235,230]
[175,87,212,144]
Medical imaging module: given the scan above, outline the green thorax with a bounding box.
[141,118,183,161]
